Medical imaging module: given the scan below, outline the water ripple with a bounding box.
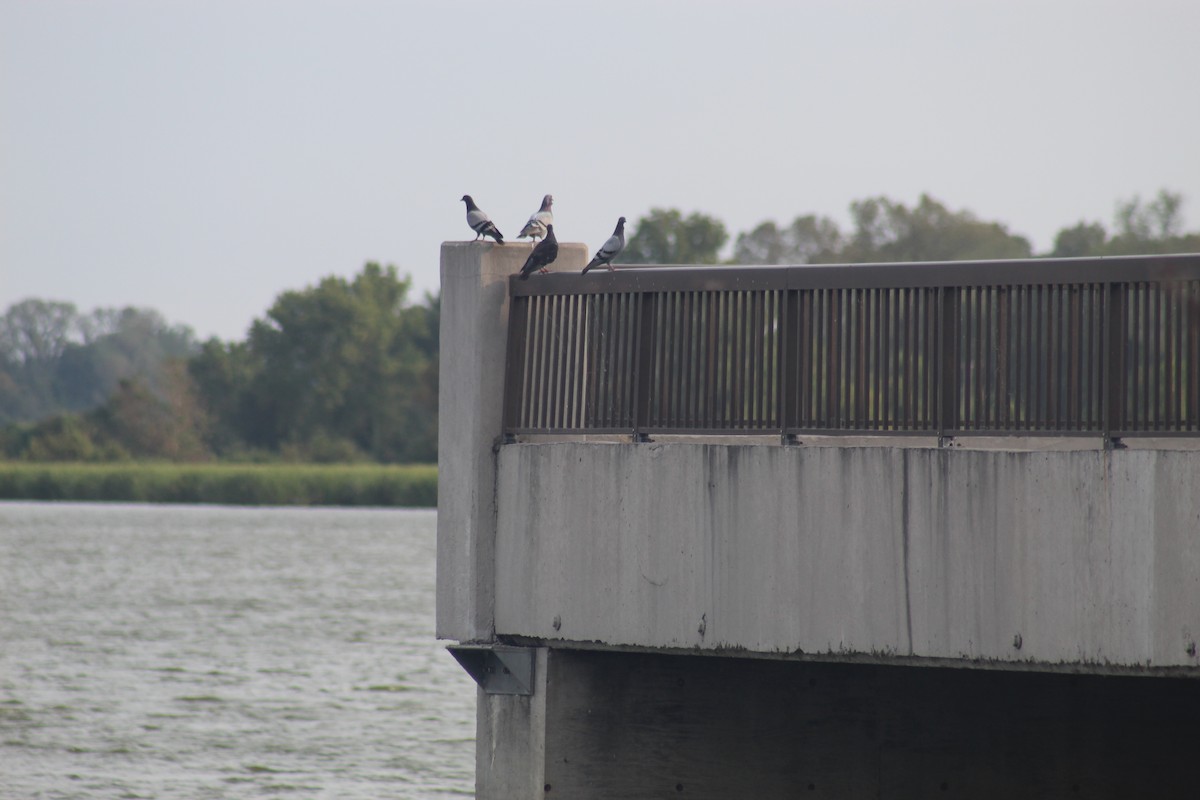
[0,502,476,799]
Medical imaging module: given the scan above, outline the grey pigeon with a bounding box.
[517,194,554,242]
[582,216,626,274]
[461,195,504,243]
[518,224,558,279]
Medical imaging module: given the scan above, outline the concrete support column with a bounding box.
[475,648,549,800]
[436,240,587,641]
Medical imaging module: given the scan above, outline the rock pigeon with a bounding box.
[518,224,558,279]
[582,216,626,274]
[461,195,504,243]
[517,194,554,242]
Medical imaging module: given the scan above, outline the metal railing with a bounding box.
[501,254,1200,440]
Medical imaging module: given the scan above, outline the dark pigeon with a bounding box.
[461,195,504,243]
[518,224,558,279]
[582,216,626,274]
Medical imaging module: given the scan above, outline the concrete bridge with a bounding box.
[437,243,1200,799]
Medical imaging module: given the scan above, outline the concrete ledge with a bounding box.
[512,433,1200,451]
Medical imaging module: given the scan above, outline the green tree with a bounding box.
[187,339,259,457]
[1104,190,1200,255]
[841,194,1032,262]
[89,366,211,461]
[0,300,196,424]
[621,208,729,264]
[733,215,844,264]
[732,195,1032,267]
[1045,190,1200,258]
[1049,222,1108,257]
[15,415,111,462]
[0,299,78,364]
[240,263,436,462]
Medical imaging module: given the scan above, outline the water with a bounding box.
[0,502,476,798]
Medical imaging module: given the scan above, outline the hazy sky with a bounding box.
[3,0,1199,341]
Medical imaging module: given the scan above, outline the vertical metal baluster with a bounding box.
[857,287,867,429]
[596,293,610,426]
[609,293,620,429]
[960,286,969,429]
[713,292,725,427]
[702,292,714,428]
[554,294,567,429]
[831,287,839,430]
[1170,283,1181,430]
[821,288,832,429]
[1187,282,1197,430]
[739,291,751,428]
[1132,283,1142,431]
[996,287,1009,430]
[799,290,811,429]
[1052,285,1062,430]
[750,291,763,427]
[532,295,545,431]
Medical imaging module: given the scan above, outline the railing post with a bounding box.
[781,288,800,439]
[937,286,958,443]
[632,292,657,440]
[501,293,529,437]
[1103,282,1127,442]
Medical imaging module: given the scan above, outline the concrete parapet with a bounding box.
[494,442,1200,674]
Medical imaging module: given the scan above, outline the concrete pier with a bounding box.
[437,243,1200,798]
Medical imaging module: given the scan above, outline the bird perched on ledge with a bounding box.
[517,194,554,242]
[461,195,504,243]
[582,216,626,274]
[518,224,558,279]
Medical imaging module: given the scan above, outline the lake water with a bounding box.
[0,502,476,798]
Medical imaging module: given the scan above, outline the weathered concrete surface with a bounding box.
[494,442,1200,672]
[435,241,587,642]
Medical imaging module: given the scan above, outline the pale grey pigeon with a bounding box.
[517,194,554,242]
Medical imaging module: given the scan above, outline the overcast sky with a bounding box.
[3,0,1199,341]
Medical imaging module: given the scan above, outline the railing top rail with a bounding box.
[510,253,1200,296]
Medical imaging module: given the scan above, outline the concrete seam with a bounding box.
[901,449,914,657]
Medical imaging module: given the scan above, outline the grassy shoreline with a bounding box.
[0,462,437,507]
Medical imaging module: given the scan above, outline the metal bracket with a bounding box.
[448,645,535,695]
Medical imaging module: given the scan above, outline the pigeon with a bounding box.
[582,216,626,274]
[461,195,504,243]
[518,224,558,279]
[517,194,554,242]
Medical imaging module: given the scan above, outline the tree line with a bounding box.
[2,264,438,464]
[621,189,1200,265]
[2,190,1196,464]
